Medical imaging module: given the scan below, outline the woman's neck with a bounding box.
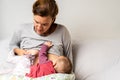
[42,23,57,36]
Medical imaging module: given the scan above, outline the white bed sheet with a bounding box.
[0,39,15,74]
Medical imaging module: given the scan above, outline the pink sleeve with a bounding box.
[39,44,49,64]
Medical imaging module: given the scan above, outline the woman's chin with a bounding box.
[36,31,43,35]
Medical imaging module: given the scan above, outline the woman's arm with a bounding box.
[9,26,23,55]
[14,48,26,56]
[62,26,73,65]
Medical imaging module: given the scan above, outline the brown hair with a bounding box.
[33,0,58,19]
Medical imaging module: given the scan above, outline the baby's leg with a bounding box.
[26,49,39,65]
[33,55,39,65]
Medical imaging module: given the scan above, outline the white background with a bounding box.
[0,0,120,40]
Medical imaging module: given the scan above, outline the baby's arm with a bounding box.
[25,41,52,55]
[39,41,53,64]
[44,41,53,47]
[32,41,54,65]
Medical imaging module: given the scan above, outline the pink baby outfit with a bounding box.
[26,44,56,78]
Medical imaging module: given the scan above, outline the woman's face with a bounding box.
[33,15,53,35]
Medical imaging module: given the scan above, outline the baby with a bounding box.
[26,41,72,78]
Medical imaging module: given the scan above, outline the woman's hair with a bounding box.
[33,0,58,19]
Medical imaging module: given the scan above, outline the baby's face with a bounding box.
[54,61,61,73]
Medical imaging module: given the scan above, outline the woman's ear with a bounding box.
[52,18,55,23]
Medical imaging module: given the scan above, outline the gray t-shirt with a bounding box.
[9,23,73,63]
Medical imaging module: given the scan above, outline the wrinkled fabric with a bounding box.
[26,61,55,78]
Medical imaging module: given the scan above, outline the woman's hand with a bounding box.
[14,48,26,56]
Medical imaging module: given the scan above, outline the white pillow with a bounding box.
[73,39,120,80]
[0,39,10,63]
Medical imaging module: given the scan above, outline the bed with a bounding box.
[1,38,120,80]
[0,38,75,80]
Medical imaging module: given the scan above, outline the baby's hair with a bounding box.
[57,56,72,74]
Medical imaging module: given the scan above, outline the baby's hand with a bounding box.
[25,49,39,55]
[44,41,53,47]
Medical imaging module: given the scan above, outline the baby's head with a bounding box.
[54,56,72,74]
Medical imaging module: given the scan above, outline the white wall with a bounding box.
[0,0,120,40]
[0,0,34,39]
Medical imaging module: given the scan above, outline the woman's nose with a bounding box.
[37,24,43,30]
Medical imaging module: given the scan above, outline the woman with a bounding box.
[9,0,73,73]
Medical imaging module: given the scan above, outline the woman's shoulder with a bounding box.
[15,23,33,31]
[56,23,68,31]
[56,23,65,28]
[20,23,33,29]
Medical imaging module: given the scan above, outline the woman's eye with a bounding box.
[42,24,48,26]
[36,21,40,24]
